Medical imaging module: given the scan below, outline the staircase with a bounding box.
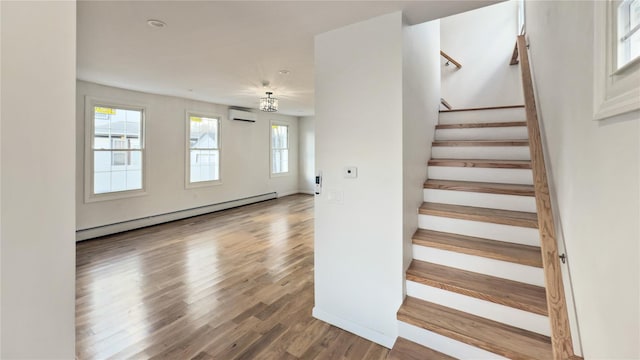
[389,106,555,359]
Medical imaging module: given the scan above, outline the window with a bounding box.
[617,0,640,69]
[87,102,145,199]
[517,0,525,35]
[271,123,289,175]
[187,114,220,184]
[593,0,640,120]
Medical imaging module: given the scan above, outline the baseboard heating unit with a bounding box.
[76,192,278,241]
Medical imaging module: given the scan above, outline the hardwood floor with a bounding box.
[76,194,389,360]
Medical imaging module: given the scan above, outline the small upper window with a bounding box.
[617,0,640,70]
[188,114,220,184]
[91,105,144,195]
[271,124,289,175]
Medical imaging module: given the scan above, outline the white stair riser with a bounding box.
[406,281,551,336]
[418,214,540,246]
[439,108,526,124]
[424,189,537,212]
[398,321,508,359]
[412,245,545,286]
[435,127,528,141]
[432,146,531,160]
[428,166,533,185]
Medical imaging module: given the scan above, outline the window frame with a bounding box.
[84,96,148,203]
[593,0,640,120]
[616,0,640,70]
[185,111,222,188]
[270,121,290,177]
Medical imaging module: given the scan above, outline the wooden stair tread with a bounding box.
[419,202,538,228]
[397,297,552,359]
[424,179,535,196]
[428,159,532,169]
[407,260,548,315]
[436,121,527,129]
[413,229,542,267]
[432,140,529,147]
[388,337,456,360]
[439,105,525,112]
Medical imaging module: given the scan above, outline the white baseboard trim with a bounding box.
[277,190,302,197]
[298,189,315,195]
[312,307,396,349]
[76,192,278,241]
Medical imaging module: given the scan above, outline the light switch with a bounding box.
[344,166,357,179]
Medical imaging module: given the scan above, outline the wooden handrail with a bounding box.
[517,35,579,360]
[440,50,462,69]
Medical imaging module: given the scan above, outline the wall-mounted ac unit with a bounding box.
[229,109,257,123]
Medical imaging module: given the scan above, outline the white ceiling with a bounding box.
[77,1,501,116]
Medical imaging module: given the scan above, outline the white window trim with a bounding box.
[185,111,222,189]
[593,0,640,120]
[270,120,290,177]
[84,96,148,203]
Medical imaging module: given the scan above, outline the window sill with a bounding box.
[185,179,223,190]
[85,189,147,203]
[270,172,291,178]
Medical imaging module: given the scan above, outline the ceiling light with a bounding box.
[260,92,278,112]
[278,70,291,75]
[147,19,166,28]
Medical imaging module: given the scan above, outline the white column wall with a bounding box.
[1,1,77,357]
[402,19,441,271]
[313,12,405,347]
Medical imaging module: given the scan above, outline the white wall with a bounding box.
[298,116,315,194]
[76,81,299,232]
[440,1,523,108]
[402,20,440,271]
[314,12,405,347]
[526,1,640,358]
[1,1,76,358]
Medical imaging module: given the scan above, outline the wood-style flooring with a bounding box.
[76,194,389,359]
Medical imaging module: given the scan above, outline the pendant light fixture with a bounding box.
[260,92,278,112]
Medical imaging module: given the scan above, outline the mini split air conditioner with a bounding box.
[229,109,257,123]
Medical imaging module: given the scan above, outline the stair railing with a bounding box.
[440,50,462,69]
[440,50,460,111]
[516,35,581,360]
